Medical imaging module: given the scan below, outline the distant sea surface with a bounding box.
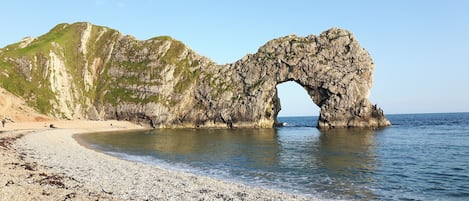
[78,113,469,200]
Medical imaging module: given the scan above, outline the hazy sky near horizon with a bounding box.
[1,0,468,116]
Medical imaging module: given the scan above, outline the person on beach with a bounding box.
[2,118,6,127]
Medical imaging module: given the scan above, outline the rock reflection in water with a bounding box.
[148,129,281,169]
[80,129,281,171]
[80,127,380,200]
[315,129,378,200]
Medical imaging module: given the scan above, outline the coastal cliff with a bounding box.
[0,22,390,129]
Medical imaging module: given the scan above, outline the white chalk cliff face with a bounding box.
[0,22,390,129]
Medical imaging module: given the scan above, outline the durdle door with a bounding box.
[0,22,390,129]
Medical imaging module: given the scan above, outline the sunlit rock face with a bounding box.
[0,22,390,129]
[226,28,390,129]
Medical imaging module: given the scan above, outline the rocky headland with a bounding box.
[0,22,390,129]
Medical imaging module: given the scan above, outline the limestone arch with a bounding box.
[250,28,391,129]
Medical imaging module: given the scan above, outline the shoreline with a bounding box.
[1,120,316,200]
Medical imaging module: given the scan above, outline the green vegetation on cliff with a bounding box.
[0,22,119,115]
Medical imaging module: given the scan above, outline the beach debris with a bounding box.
[5,180,15,186]
[20,162,37,171]
[27,173,35,179]
[99,183,113,195]
[199,188,211,194]
[38,172,66,188]
[0,134,24,150]
[215,193,234,201]
[236,191,248,198]
[63,192,76,200]
[18,152,27,160]
[42,190,51,196]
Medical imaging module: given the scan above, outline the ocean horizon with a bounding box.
[278,111,469,117]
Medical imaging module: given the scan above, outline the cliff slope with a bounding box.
[0,22,390,128]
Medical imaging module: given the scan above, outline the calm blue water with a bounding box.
[78,113,469,200]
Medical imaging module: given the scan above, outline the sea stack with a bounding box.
[0,22,390,129]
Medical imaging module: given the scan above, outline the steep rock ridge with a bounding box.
[0,22,390,129]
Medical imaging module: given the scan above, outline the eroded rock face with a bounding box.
[0,22,390,129]
[225,29,390,129]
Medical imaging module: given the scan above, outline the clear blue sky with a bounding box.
[1,0,468,116]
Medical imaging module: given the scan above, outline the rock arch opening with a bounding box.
[276,81,319,114]
[276,81,320,127]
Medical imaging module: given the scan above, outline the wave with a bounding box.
[278,122,316,128]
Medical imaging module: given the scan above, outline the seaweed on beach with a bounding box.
[38,172,66,188]
[20,162,37,171]
[63,192,76,200]
[5,161,37,171]
[0,134,24,150]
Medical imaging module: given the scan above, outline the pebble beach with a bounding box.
[0,120,315,200]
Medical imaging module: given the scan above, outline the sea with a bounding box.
[77,113,469,201]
